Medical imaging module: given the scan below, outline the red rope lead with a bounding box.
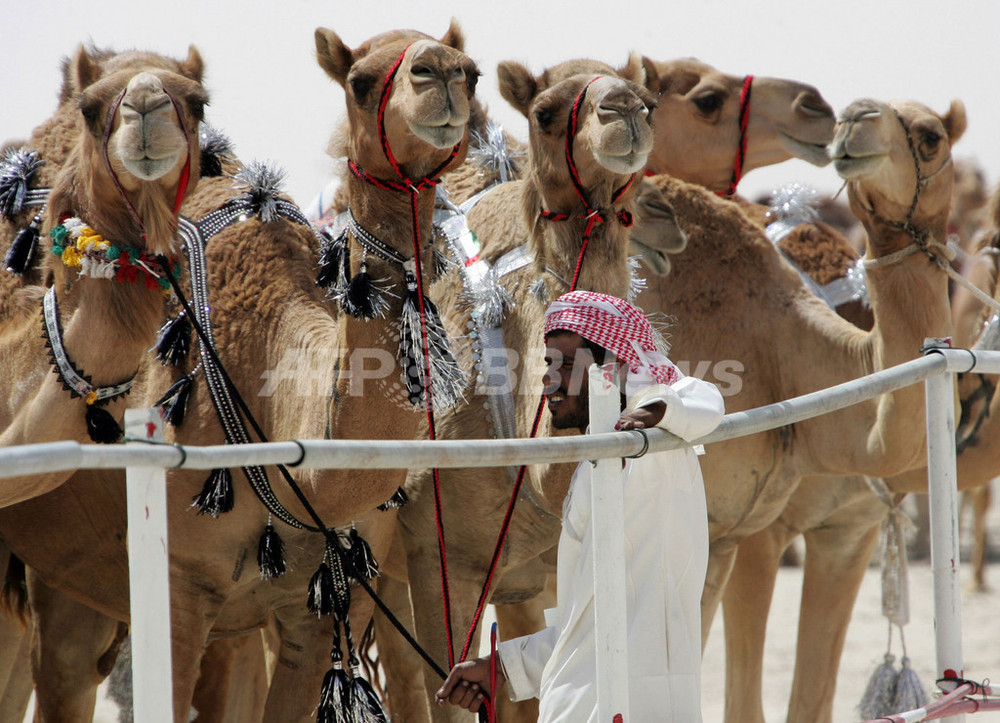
[459,78,639,661]
[721,74,754,199]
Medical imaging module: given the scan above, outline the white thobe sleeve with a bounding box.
[496,625,559,702]
[630,375,725,442]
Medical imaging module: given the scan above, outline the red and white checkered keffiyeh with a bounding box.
[544,291,681,387]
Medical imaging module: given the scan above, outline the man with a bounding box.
[436,290,725,721]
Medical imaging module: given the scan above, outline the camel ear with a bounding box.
[498,61,537,118]
[640,55,661,93]
[64,44,101,98]
[942,99,967,145]
[441,18,465,52]
[617,51,648,88]
[179,46,204,83]
[315,27,354,87]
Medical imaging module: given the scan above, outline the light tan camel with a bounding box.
[0,24,480,722]
[0,45,206,508]
[641,57,833,193]
[887,186,1000,580]
[387,56,659,721]
[715,97,965,723]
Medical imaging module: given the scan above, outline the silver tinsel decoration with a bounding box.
[199,124,235,177]
[0,147,43,219]
[626,255,647,302]
[233,160,286,223]
[764,182,821,244]
[530,278,549,304]
[467,120,524,184]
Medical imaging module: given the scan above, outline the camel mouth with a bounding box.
[409,121,466,150]
[778,132,832,167]
[595,150,650,175]
[628,239,674,276]
[832,153,886,180]
[122,155,184,181]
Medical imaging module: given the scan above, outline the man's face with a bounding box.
[543,332,596,432]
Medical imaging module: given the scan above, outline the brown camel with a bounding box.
[382,55,660,721]
[715,97,965,723]
[0,23,480,722]
[0,45,206,509]
[370,58,844,721]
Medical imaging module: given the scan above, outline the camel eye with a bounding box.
[693,93,723,114]
[922,130,942,147]
[534,108,554,129]
[78,96,101,127]
[349,74,374,100]
[466,68,480,94]
[412,64,434,77]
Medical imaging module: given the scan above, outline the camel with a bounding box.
[0,23,480,722]
[0,45,206,508]
[378,55,661,720]
[364,57,846,721]
[710,97,965,723]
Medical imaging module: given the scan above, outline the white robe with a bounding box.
[497,373,725,722]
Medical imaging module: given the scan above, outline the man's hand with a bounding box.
[615,400,666,430]
[435,656,505,712]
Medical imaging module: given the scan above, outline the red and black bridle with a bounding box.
[344,41,466,669]
[539,75,637,290]
[720,74,754,198]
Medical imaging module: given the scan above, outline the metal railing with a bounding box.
[2,347,999,722]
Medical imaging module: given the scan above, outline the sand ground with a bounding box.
[21,487,1000,722]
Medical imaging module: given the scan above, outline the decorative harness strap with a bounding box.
[173,182,321,529]
[41,286,135,443]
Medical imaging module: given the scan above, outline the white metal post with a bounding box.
[124,408,175,723]
[925,371,964,723]
[589,363,629,722]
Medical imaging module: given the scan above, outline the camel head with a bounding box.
[830,97,966,246]
[49,45,207,257]
[498,58,657,208]
[315,21,480,181]
[642,58,835,193]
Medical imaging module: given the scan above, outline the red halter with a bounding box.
[346,42,464,667]
[539,76,637,290]
[720,74,754,198]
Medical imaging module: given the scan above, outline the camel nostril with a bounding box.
[796,92,834,119]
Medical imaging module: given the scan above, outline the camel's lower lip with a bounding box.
[779,133,833,167]
[833,154,885,179]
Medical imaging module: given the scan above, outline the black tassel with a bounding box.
[153,312,191,366]
[85,405,123,444]
[349,673,388,723]
[257,524,286,580]
[307,562,336,617]
[191,468,234,516]
[199,126,234,178]
[3,215,41,275]
[377,486,409,511]
[347,528,379,582]
[399,278,465,409]
[155,375,193,427]
[317,665,352,723]
[317,232,347,290]
[341,266,381,319]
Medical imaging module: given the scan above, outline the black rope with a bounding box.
[157,259,450,681]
